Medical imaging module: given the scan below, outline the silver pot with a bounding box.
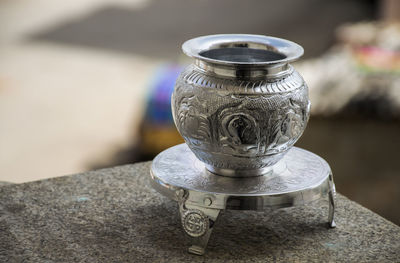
[172,34,310,177]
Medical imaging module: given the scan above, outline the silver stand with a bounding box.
[150,144,336,255]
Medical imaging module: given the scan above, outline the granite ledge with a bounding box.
[0,162,399,262]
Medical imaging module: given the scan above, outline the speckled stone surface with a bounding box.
[1,162,399,262]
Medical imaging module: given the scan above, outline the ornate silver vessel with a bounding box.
[150,34,336,256]
[172,34,310,177]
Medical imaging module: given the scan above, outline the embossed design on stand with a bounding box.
[152,144,329,195]
[182,209,209,237]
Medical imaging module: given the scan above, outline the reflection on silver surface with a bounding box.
[172,34,310,177]
[150,144,336,255]
[150,35,335,255]
[151,144,328,197]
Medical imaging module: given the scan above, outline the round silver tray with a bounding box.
[150,144,336,255]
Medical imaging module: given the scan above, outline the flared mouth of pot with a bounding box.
[182,34,304,66]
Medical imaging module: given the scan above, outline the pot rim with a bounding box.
[182,34,304,66]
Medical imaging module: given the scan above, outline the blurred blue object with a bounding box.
[144,64,183,125]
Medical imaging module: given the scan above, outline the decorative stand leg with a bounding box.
[176,189,221,255]
[328,173,336,228]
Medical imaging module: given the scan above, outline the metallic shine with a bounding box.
[172,34,310,177]
[150,144,336,255]
[150,35,336,255]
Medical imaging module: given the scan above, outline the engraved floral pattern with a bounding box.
[176,95,211,146]
[172,65,310,170]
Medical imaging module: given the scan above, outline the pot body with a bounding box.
[171,35,310,177]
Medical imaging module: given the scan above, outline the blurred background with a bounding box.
[1,0,399,225]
